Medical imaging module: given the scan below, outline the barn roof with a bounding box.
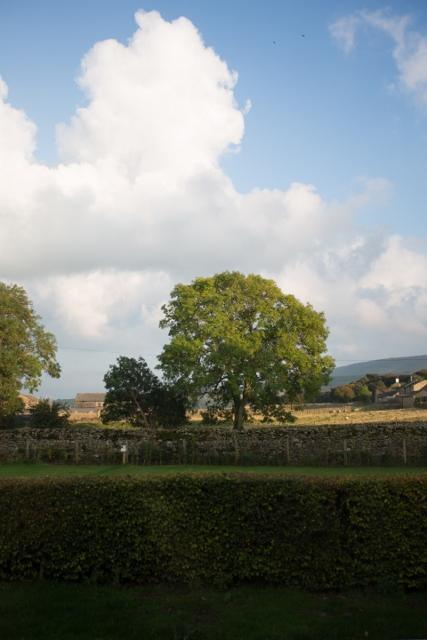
[75,393,106,402]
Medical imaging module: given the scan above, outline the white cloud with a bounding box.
[36,270,173,338]
[0,10,426,393]
[330,8,427,108]
[57,10,244,176]
[329,15,361,54]
[362,236,425,288]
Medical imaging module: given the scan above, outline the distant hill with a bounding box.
[330,355,427,388]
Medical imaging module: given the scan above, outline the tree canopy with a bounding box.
[0,282,60,420]
[158,271,335,429]
[102,356,187,427]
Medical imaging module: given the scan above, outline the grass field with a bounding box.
[0,581,426,640]
[68,405,427,428]
[0,463,426,478]
[292,405,427,426]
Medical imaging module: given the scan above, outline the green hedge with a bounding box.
[0,475,425,589]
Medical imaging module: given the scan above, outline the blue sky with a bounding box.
[1,1,427,395]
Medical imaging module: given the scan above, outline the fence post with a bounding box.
[343,439,348,466]
[25,439,30,461]
[121,443,128,464]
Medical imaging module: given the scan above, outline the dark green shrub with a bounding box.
[200,410,220,425]
[29,400,69,428]
[331,385,356,402]
[0,475,425,590]
[102,357,187,427]
[200,408,233,425]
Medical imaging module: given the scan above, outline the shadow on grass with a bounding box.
[0,581,426,640]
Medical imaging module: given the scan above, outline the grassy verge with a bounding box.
[0,582,426,640]
[0,463,426,478]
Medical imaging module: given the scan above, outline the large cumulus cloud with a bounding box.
[0,9,426,394]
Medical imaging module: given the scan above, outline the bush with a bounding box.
[200,408,233,425]
[29,400,69,428]
[355,385,373,404]
[0,475,425,589]
[331,385,356,403]
[200,409,220,425]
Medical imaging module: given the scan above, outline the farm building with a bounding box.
[375,378,427,407]
[74,393,106,416]
[398,379,427,407]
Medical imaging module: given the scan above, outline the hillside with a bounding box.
[330,355,427,388]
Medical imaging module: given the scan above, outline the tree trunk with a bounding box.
[131,391,150,428]
[233,397,245,431]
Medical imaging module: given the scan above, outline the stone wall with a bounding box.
[0,422,426,466]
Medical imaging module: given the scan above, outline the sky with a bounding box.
[1,0,427,397]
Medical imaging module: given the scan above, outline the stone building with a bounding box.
[375,378,427,408]
[74,393,106,416]
[398,379,427,408]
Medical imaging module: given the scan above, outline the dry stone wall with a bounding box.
[0,422,426,466]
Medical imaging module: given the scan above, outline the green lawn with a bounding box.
[0,582,426,640]
[0,463,426,478]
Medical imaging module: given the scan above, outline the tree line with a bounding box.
[0,272,334,430]
[322,371,427,404]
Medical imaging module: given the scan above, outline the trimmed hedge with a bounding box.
[0,475,425,589]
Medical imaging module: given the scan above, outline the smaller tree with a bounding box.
[331,385,356,403]
[102,356,187,427]
[30,400,70,428]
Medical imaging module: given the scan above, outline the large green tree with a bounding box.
[0,282,60,420]
[158,272,335,430]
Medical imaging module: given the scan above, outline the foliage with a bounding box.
[158,272,334,429]
[331,384,356,403]
[102,356,187,427]
[356,384,372,404]
[330,375,392,404]
[0,475,425,589]
[328,370,427,404]
[0,282,60,422]
[29,400,70,428]
[200,409,221,425]
[331,382,372,404]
